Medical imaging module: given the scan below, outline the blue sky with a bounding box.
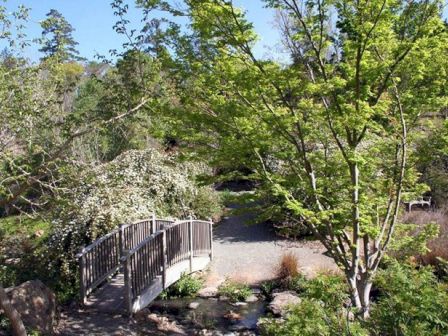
[1,0,281,61]
[2,1,447,62]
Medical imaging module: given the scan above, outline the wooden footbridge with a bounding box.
[76,216,213,314]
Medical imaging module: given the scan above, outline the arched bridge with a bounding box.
[76,216,213,314]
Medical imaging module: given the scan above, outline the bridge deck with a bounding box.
[84,256,211,314]
[84,273,126,314]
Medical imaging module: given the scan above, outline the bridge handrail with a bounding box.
[77,215,213,309]
[76,228,120,256]
[76,229,121,302]
[123,231,164,258]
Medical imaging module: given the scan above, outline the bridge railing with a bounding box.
[122,217,213,313]
[121,216,176,252]
[76,229,121,302]
[77,215,212,310]
[123,231,165,310]
[193,220,213,258]
[165,220,191,267]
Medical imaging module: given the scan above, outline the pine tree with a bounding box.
[39,9,84,61]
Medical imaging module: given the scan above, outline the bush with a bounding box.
[159,273,202,299]
[400,209,448,277]
[301,272,349,311]
[370,261,448,335]
[259,298,369,336]
[45,148,222,300]
[218,280,252,302]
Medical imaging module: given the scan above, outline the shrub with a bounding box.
[400,209,448,277]
[218,280,252,302]
[370,261,448,335]
[160,273,202,299]
[301,272,349,311]
[260,279,280,299]
[45,148,222,300]
[259,298,368,336]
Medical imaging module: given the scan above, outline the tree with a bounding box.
[39,9,84,61]
[143,0,448,317]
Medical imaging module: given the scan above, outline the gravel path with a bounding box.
[205,203,338,287]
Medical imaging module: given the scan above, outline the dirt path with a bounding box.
[205,203,337,287]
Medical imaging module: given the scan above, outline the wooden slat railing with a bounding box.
[193,220,213,257]
[123,231,164,304]
[76,229,121,302]
[78,215,212,310]
[165,220,191,267]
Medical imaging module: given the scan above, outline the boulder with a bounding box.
[5,280,57,334]
[188,301,200,310]
[197,287,218,298]
[245,294,258,303]
[268,291,301,316]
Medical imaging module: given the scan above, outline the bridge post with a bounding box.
[77,247,87,305]
[151,213,156,234]
[162,230,167,289]
[119,224,124,257]
[189,216,193,272]
[209,219,213,260]
[123,252,133,314]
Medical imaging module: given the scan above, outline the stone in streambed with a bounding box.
[188,301,200,309]
[268,291,301,316]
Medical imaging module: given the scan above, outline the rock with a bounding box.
[232,302,248,307]
[245,294,258,303]
[268,291,301,316]
[146,313,186,334]
[224,310,242,321]
[251,288,261,295]
[219,295,229,301]
[229,323,248,331]
[188,301,200,309]
[5,280,57,334]
[198,286,218,298]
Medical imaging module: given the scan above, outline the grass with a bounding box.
[218,280,252,302]
[0,215,50,242]
[276,252,299,280]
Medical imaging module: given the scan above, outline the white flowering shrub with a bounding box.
[45,148,221,297]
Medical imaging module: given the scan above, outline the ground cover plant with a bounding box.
[218,280,253,303]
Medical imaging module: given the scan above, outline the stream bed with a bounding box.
[147,297,267,334]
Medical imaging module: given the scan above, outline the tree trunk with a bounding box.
[0,285,27,336]
[347,275,372,319]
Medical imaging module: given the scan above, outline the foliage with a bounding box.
[370,261,448,335]
[301,273,349,312]
[387,222,439,261]
[143,0,448,316]
[39,9,83,61]
[218,280,252,303]
[259,298,369,336]
[159,273,202,299]
[0,216,50,288]
[45,148,220,296]
[415,121,448,206]
[399,210,448,278]
[260,279,280,299]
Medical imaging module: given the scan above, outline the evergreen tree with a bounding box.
[39,9,84,61]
